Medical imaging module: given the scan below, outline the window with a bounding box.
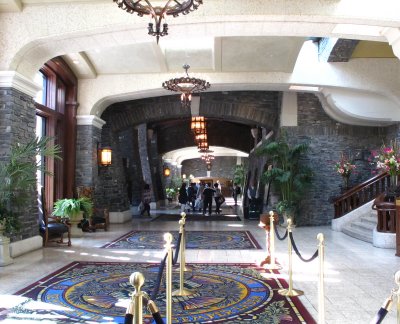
[35,57,78,212]
[34,72,47,105]
[36,115,46,191]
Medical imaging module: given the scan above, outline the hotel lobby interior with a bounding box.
[2,1,400,323]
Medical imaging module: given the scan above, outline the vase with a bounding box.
[342,175,349,189]
[390,174,398,190]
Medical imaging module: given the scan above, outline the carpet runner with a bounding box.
[7,261,316,324]
[101,230,262,250]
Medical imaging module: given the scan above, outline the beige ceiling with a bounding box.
[62,36,306,78]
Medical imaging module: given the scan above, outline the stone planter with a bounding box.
[68,211,84,238]
[0,221,13,266]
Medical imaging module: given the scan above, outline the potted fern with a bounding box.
[52,197,93,237]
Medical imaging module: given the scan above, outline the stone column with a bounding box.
[76,115,131,223]
[0,72,43,256]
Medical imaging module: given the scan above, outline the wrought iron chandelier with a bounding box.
[113,0,204,43]
[162,64,210,108]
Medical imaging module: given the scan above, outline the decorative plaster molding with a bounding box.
[317,89,396,127]
[382,27,400,60]
[0,71,40,97]
[76,115,106,129]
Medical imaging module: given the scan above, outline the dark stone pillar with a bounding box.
[0,88,37,242]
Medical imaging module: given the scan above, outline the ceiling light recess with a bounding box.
[113,0,204,43]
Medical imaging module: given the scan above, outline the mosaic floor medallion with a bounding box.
[9,262,316,324]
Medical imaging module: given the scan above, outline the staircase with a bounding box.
[341,209,377,243]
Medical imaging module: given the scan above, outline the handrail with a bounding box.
[333,172,390,219]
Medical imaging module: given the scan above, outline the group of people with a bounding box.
[178,182,227,216]
[140,181,242,218]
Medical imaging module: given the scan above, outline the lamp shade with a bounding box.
[99,147,112,166]
[163,166,171,177]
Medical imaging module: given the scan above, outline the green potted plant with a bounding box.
[52,197,93,237]
[52,197,93,220]
[233,164,245,188]
[0,137,61,237]
[256,132,312,225]
[165,187,177,201]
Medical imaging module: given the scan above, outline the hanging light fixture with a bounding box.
[113,0,204,43]
[195,131,207,144]
[162,64,210,109]
[198,141,209,151]
[191,116,206,135]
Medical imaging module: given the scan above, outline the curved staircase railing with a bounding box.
[333,172,390,219]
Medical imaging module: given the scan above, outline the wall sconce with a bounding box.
[163,166,171,177]
[182,174,186,179]
[99,147,112,166]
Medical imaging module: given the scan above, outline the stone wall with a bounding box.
[181,156,241,179]
[75,125,101,187]
[0,88,37,242]
[284,93,387,225]
[96,113,130,212]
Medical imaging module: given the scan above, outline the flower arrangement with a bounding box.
[334,154,356,178]
[373,141,400,176]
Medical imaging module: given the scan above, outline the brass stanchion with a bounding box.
[259,211,282,270]
[395,270,400,324]
[164,233,173,324]
[317,233,325,324]
[127,272,145,324]
[174,212,192,273]
[173,213,194,296]
[278,218,304,297]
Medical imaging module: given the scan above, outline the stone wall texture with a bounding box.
[283,93,387,225]
[96,112,130,212]
[0,88,37,242]
[182,156,241,179]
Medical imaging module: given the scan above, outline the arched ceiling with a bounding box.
[2,0,400,126]
[163,146,248,166]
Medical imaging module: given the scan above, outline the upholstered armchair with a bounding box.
[39,188,71,247]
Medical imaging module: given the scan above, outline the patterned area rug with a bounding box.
[151,213,241,221]
[9,262,316,324]
[101,230,262,249]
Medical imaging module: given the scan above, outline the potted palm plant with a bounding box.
[0,137,61,266]
[52,197,93,237]
[256,133,312,225]
[0,137,61,237]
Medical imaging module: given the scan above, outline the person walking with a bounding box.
[140,183,152,217]
[213,182,223,214]
[202,183,215,216]
[232,183,241,205]
[195,182,205,211]
[187,182,197,212]
[178,183,189,213]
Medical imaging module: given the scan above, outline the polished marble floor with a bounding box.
[1,200,400,323]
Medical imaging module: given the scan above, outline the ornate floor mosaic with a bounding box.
[101,230,262,250]
[8,261,316,323]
